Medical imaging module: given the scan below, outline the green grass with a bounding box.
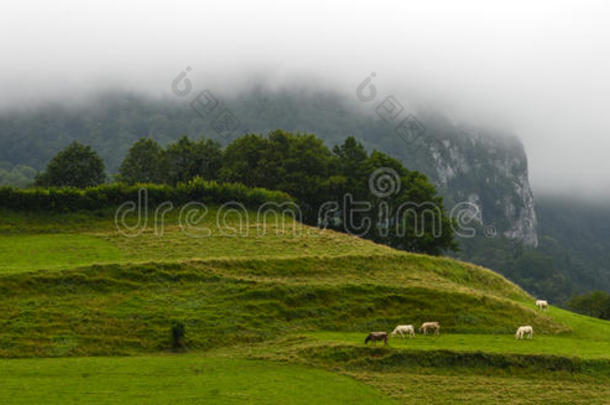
[306,320,610,359]
[0,234,121,273]
[1,207,609,403]
[0,255,572,358]
[0,353,390,404]
[347,370,610,404]
[0,208,394,274]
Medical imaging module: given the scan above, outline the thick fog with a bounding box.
[1,0,610,197]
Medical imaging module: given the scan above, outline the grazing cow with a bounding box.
[536,300,549,311]
[391,325,415,338]
[515,325,533,340]
[364,332,388,344]
[419,322,440,335]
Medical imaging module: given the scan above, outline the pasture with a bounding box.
[0,207,609,403]
[306,327,610,360]
[0,354,389,404]
[0,208,392,274]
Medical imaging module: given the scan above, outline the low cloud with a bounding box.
[1,0,609,197]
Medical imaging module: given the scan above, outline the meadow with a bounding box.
[0,354,389,404]
[0,207,609,403]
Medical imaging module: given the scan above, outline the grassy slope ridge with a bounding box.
[0,255,571,358]
[1,207,609,403]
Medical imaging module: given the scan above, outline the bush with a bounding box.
[567,291,610,320]
[0,178,292,212]
[171,321,186,350]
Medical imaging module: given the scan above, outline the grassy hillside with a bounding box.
[0,354,391,404]
[0,207,390,273]
[0,207,609,403]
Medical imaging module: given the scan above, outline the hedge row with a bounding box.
[0,177,293,212]
[302,345,610,376]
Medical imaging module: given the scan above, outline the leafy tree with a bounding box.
[118,138,165,184]
[333,144,457,255]
[164,136,223,185]
[221,130,336,221]
[34,142,105,188]
[332,136,370,199]
[567,291,610,320]
[220,134,271,187]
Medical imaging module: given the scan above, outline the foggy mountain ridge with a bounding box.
[0,87,538,247]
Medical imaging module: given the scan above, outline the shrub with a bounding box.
[0,179,292,212]
[567,291,610,320]
[171,320,186,350]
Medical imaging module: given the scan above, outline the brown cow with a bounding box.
[364,332,388,344]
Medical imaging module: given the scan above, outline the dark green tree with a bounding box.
[220,133,270,187]
[164,136,223,185]
[567,291,610,320]
[34,142,105,188]
[118,138,165,184]
[332,136,370,199]
[332,143,457,255]
[221,130,336,221]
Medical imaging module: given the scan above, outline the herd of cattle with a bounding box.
[364,299,549,344]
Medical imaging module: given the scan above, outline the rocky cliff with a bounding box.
[224,89,539,247]
[391,113,539,247]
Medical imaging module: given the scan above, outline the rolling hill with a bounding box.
[4,89,601,303]
[0,205,609,403]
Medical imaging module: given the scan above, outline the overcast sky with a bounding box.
[1,0,610,197]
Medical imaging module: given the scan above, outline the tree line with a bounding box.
[32,130,457,255]
[566,291,610,320]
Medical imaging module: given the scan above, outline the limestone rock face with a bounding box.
[393,114,538,247]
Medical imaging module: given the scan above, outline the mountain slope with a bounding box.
[0,206,587,359]
[0,206,569,358]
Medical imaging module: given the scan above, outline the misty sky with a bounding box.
[2,0,610,197]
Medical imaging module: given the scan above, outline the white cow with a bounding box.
[536,300,549,311]
[391,325,415,338]
[419,322,440,335]
[515,325,533,340]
